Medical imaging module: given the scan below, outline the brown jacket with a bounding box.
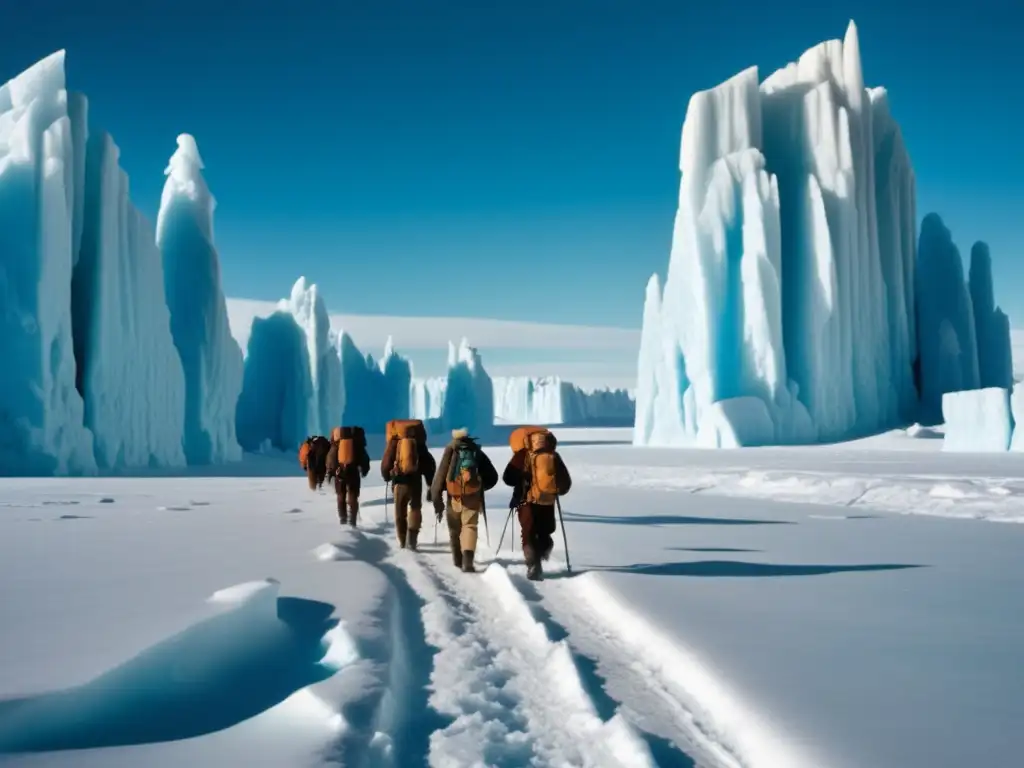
[431,437,500,504]
[381,437,437,484]
[502,448,571,508]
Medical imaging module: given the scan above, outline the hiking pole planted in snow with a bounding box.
[555,497,571,573]
[481,495,490,549]
[496,507,514,554]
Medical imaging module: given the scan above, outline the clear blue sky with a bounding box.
[3,0,1022,329]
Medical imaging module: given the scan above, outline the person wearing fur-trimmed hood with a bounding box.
[431,428,499,573]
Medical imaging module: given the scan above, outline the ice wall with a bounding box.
[278,277,341,435]
[235,311,313,451]
[969,243,1013,391]
[492,376,635,425]
[942,388,1012,453]
[410,377,447,421]
[158,134,243,464]
[0,51,97,475]
[72,127,187,469]
[440,338,493,434]
[915,214,980,425]
[337,331,411,430]
[634,21,1006,447]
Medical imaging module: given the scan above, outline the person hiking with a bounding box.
[431,428,499,573]
[381,419,436,551]
[299,435,331,491]
[503,426,571,581]
[326,426,370,526]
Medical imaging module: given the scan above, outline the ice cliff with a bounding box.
[635,21,1013,447]
[158,133,243,464]
[492,376,635,425]
[0,51,200,474]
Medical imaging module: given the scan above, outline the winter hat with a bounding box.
[451,427,469,439]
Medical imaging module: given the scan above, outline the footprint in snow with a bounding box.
[42,500,80,506]
[99,498,115,504]
[157,506,191,512]
[58,514,92,520]
[189,501,211,507]
[284,508,303,514]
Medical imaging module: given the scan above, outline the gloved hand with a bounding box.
[361,466,369,478]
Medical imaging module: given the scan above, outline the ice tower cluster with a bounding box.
[0,51,243,474]
[635,22,1013,447]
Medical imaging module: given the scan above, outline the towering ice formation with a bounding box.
[492,376,635,425]
[441,338,494,434]
[235,311,313,451]
[73,126,187,469]
[915,214,980,424]
[635,22,924,446]
[277,277,341,435]
[410,377,447,421]
[968,243,1013,391]
[0,51,97,474]
[158,134,243,464]
[337,331,412,430]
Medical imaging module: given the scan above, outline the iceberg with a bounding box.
[157,134,243,464]
[73,125,187,469]
[277,277,341,436]
[492,376,634,425]
[0,51,97,475]
[235,310,313,452]
[635,22,1007,447]
[915,214,979,425]
[410,377,447,421]
[440,338,493,434]
[968,243,1013,392]
[337,332,412,431]
[942,388,1012,453]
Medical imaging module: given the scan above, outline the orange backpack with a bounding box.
[509,426,560,505]
[331,426,365,467]
[385,419,426,476]
[298,438,312,468]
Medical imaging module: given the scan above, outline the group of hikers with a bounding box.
[299,420,571,581]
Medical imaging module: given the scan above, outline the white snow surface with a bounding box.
[941,387,1012,453]
[2,428,1024,768]
[157,133,243,465]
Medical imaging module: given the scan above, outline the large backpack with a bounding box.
[331,425,365,467]
[510,426,560,506]
[386,419,426,476]
[446,440,483,498]
[298,437,312,469]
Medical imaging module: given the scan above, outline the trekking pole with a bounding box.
[482,495,490,550]
[555,497,571,573]
[385,482,390,525]
[496,507,514,554]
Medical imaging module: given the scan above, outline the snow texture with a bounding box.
[158,133,243,465]
[941,387,1012,453]
[492,375,635,425]
[634,22,961,447]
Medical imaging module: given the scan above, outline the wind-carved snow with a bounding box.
[158,134,243,465]
[634,22,958,447]
[492,376,634,425]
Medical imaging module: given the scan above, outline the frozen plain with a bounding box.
[1,427,1022,768]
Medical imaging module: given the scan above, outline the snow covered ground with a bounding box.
[1,428,1022,767]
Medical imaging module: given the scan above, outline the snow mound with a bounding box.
[942,388,1013,453]
[158,133,243,465]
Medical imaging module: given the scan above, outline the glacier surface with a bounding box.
[635,22,1013,448]
[157,134,243,464]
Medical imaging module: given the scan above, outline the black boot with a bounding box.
[524,545,543,581]
[462,551,475,573]
[338,511,348,525]
[450,532,463,568]
[408,529,419,552]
